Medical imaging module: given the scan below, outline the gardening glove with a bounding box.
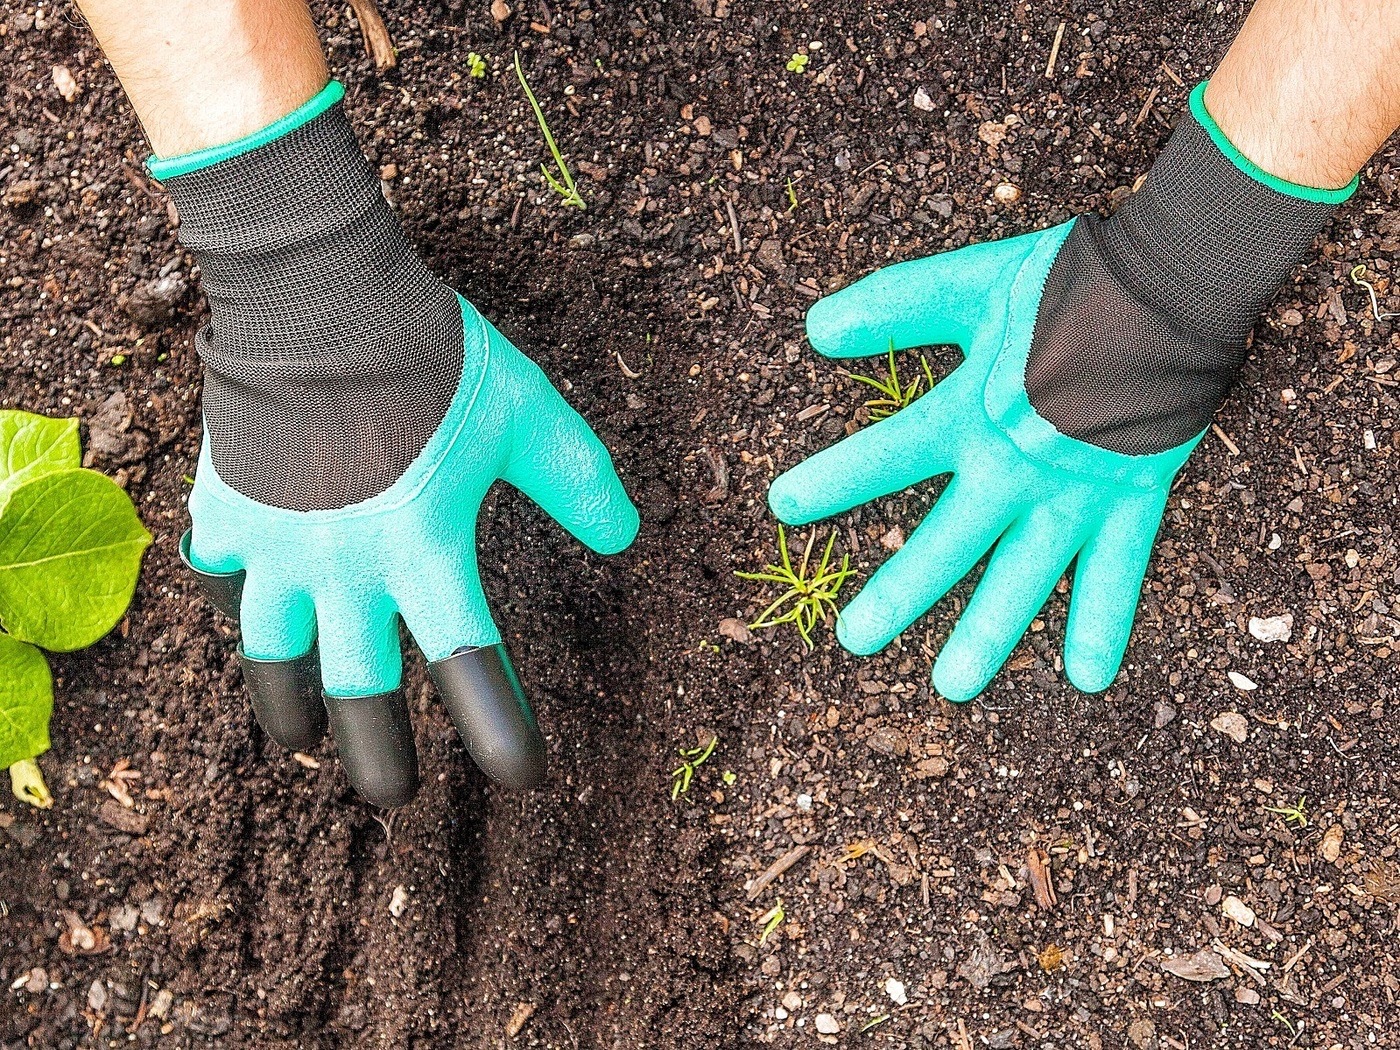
[158,82,639,807]
[769,83,1354,701]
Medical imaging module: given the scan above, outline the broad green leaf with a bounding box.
[0,410,81,502]
[0,468,151,651]
[0,632,52,769]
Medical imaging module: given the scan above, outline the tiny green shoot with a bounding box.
[785,176,799,213]
[467,52,487,79]
[736,526,855,649]
[671,734,717,799]
[721,770,737,787]
[758,899,785,945]
[785,53,809,73]
[1271,1010,1297,1037]
[513,51,585,210]
[851,341,936,420]
[109,353,127,366]
[1265,795,1308,828]
[861,1015,891,1034]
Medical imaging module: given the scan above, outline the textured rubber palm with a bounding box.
[185,302,640,700]
[770,225,1194,702]
[1024,91,1341,455]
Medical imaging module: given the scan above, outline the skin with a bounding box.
[74,0,326,159]
[1206,0,1400,189]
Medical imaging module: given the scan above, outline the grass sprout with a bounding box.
[670,734,717,800]
[513,51,585,210]
[851,342,935,420]
[785,176,799,213]
[758,899,785,945]
[860,1015,891,1034]
[1264,795,1308,828]
[736,526,855,649]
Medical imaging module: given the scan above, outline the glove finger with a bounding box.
[396,569,546,791]
[500,364,639,556]
[806,235,1033,359]
[1062,494,1167,693]
[430,644,545,790]
[180,529,244,620]
[317,588,417,808]
[931,511,1087,703]
[769,388,957,525]
[232,565,325,753]
[836,475,1019,656]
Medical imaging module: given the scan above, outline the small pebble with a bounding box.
[815,1013,840,1035]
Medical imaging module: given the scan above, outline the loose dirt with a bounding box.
[3,1,1398,1047]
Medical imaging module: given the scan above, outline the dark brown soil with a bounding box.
[3,1,1399,1047]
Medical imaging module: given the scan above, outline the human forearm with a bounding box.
[75,0,326,159]
[1206,0,1400,190]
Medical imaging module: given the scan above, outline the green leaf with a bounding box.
[0,632,53,769]
[0,468,151,651]
[0,410,80,502]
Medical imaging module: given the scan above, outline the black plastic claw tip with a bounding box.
[179,529,244,621]
[429,644,546,790]
[240,647,327,753]
[323,689,420,808]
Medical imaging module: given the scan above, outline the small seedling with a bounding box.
[0,411,150,808]
[851,342,936,420]
[860,1015,891,1034]
[758,899,785,945]
[785,176,799,213]
[1264,795,1308,828]
[467,52,487,79]
[1350,264,1400,321]
[736,526,856,649]
[785,53,809,73]
[513,51,585,210]
[1271,1010,1297,1037]
[696,639,720,653]
[721,770,737,787]
[670,734,717,799]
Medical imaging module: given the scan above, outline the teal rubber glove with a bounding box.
[770,225,1179,700]
[769,84,1352,701]
[159,82,638,806]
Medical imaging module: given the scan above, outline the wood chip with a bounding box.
[1026,847,1056,910]
[99,799,148,836]
[1161,948,1229,982]
[505,1001,535,1038]
[746,844,811,900]
[347,0,398,69]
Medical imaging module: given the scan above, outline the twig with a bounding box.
[1211,424,1240,456]
[726,200,744,254]
[1134,85,1160,129]
[1045,22,1066,79]
[746,844,811,900]
[346,0,397,70]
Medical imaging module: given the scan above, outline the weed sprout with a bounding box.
[851,342,936,420]
[513,51,585,210]
[736,526,855,649]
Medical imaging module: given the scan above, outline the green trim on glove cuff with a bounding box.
[146,80,345,181]
[1191,82,1357,205]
